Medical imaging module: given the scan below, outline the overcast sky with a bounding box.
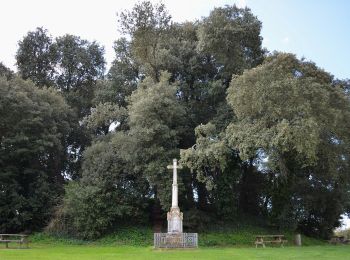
[1,0,350,229]
[1,0,350,80]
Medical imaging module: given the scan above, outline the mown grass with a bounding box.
[0,244,349,260]
[0,225,337,259]
[28,224,326,247]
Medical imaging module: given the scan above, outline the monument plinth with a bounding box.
[167,207,183,233]
[154,159,198,248]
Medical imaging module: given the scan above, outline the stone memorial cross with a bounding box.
[153,158,198,248]
[166,159,183,233]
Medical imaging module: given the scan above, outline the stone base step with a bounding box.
[154,233,198,248]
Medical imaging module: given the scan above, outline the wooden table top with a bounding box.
[0,234,28,237]
[255,235,284,237]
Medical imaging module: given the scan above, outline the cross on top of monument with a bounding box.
[167,159,182,183]
[167,159,182,209]
[167,158,182,170]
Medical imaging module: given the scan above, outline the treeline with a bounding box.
[0,2,349,239]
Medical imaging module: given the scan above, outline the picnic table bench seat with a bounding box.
[0,234,29,248]
[255,235,287,248]
[329,236,349,245]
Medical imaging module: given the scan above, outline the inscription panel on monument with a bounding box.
[154,233,198,248]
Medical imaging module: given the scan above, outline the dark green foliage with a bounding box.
[95,38,139,107]
[117,3,266,220]
[62,181,147,239]
[52,34,105,117]
[16,29,106,111]
[17,29,106,117]
[118,1,171,81]
[226,53,350,238]
[82,102,128,135]
[198,5,265,82]
[0,76,73,232]
[47,133,150,239]
[16,27,56,87]
[15,27,106,179]
[128,72,186,209]
[49,72,187,237]
[181,123,266,219]
[5,1,349,241]
[64,183,120,239]
[0,62,14,80]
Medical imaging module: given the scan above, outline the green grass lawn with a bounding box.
[0,244,349,260]
[0,226,346,259]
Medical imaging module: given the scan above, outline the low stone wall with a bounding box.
[154,233,198,248]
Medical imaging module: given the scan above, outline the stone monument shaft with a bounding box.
[171,159,178,207]
[167,159,183,233]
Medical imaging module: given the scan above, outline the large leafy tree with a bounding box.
[115,1,266,222]
[226,53,350,237]
[226,53,348,169]
[95,38,140,108]
[52,34,105,117]
[198,5,265,83]
[0,76,74,232]
[116,2,264,140]
[16,28,106,179]
[16,28,105,117]
[48,72,185,237]
[16,27,56,87]
[128,72,186,209]
[51,34,105,178]
[49,132,150,239]
[118,1,171,81]
[181,123,243,217]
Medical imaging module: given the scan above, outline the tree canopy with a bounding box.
[1,1,349,240]
[0,76,73,232]
[225,53,350,237]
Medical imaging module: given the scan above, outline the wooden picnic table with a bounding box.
[329,236,349,245]
[0,234,29,248]
[255,235,287,248]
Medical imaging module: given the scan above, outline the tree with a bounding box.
[49,133,150,239]
[16,28,106,179]
[95,38,139,107]
[181,123,240,216]
[127,72,186,209]
[47,72,185,238]
[0,62,14,80]
[198,5,265,83]
[118,1,171,80]
[115,2,266,222]
[52,34,105,117]
[226,53,350,237]
[0,76,74,232]
[16,27,55,87]
[16,28,106,117]
[82,102,128,135]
